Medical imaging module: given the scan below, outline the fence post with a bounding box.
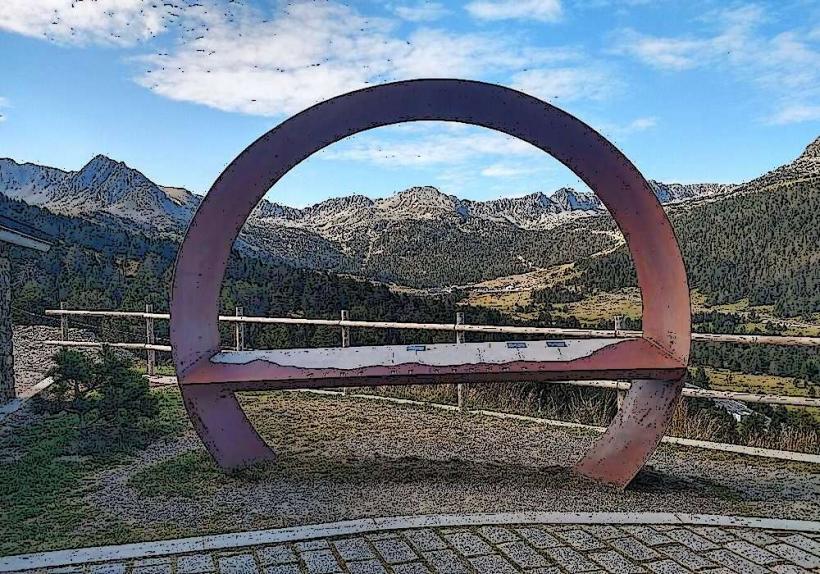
[341,310,350,395]
[235,306,245,351]
[340,310,350,348]
[145,303,155,376]
[59,301,68,342]
[614,315,627,410]
[456,311,466,410]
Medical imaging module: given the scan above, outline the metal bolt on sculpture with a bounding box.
[169,79,691,488]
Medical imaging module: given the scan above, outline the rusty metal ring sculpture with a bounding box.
[170,79,691,488]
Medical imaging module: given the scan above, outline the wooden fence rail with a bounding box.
[44,308,820,347]
[43,306,820,410]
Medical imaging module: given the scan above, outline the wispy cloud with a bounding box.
[768,104,820,125]
[611,30,706,70]
[0,97,8,123]
[591,115,658,139]
[511,66,619,102]
[323,125,543,168]
[610,6,765,70]
[465,0,562,23]
[624,116,657,131]
[0,0,175,45]
[611,5,820,124]
[393,2,450,22]
[134,1,603,117]
[480,163,547,177]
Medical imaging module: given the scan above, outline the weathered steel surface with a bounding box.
[169,79,691,487]
[185,338,684,387]
[180,383,275,469]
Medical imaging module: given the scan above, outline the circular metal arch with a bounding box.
[170,79,691,487]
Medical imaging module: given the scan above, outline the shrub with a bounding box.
[42,347,159,454]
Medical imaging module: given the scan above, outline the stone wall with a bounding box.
[0,244,14,402]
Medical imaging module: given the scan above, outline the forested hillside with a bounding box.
[3,138,817,304]
[2,195,507,349]
[359,217,617,286]
[0,156,725,288]
[574,179,820,317]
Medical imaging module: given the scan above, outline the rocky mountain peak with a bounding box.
[301,195,376,225]
[251,199,299,220]
[394,186,451,204]
[379,186,464,215]
[312,194,375,212]
[76,154,125,182]
[85,154,120,170]
[403,185,444,196]
[69,155,156,204]
[511,191,552,208]
[549,187,602,211]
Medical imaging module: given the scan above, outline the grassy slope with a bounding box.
[0,391,185,555]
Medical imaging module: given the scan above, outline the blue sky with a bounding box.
[1,0,819,207]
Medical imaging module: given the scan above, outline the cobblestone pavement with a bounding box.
[13,522,820,574]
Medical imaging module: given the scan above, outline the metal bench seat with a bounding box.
[183,338,685,389]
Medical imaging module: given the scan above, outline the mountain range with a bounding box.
[0,153,734,234]
[0,151,741,285]
[2,136,818,289]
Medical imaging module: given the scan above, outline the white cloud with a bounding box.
[611,5,765,70]
[3,1,624,134]
[0,97,8,122]
[623,116,657,132]
[136,1,598,117]
[136,2,397,117]
[480,163,545,177]
[611,5,820,124]
[323,125,543,168]
[768,104,820,125]
[394,2,450,22]
[592,115,658,139]
[579,0,658,6]
[612,30,705,70]
[0,0,175,45]
[465,0,562,22]
[511,67,618,102]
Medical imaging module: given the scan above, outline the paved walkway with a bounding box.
[2,514,819,574]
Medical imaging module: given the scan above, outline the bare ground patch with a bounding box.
[83,390,819,544]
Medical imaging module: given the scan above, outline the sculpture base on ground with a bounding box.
[179,372,685,489]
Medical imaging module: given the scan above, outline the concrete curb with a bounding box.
[2,512,818,572]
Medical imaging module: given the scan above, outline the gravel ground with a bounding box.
[12,325,138,396]
[85,390,820,541]
[11,326,97,395]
